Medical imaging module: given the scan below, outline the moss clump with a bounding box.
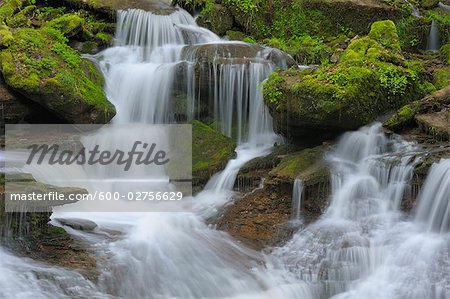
[441,44,450,65]
[0,25,13,48]
[367,20,401,52]
[433,67,450,90]
[191,120,236,173]
[45,14,85,38]
[269,146,328,184]
[384,101,421,130]
[0,0,24,22]
[264,21,434,135]
[0,26,114,123]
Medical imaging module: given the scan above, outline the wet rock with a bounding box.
[416,111,450,140]
[0,174,97,278]
[214,145,331,249]
[191,120,236,190]
[56,218,98,231]
[384,85,450,132]
[182,43,296,68]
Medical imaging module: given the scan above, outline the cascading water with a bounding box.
[415,159,450,233]
[292,178,303,221]
[427,20,440,52]
[271,123,450,298]
[28,6,308,299]
[3,6,450,299]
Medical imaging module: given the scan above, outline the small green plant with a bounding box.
[262,71,284,107]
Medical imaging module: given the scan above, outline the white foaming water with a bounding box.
[427,20,440,52]
[415,159,450,233]
[272,123,450,298]
[9,6,306,299]
[3,7,450,299]
[0,249,104,298]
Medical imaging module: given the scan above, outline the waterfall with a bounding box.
[292,178,303,221]
[438,2,450,11]
[43,7,308,299]
[426,20,440,52]
[3,5,450,299]
[405,0,421,17]
[272,123,450,298]
[415,159,450,233]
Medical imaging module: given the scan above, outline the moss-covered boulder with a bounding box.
[367,20,401,52]
[264,21,434,141]
[384,85,450,131]
[197,4,234,36]
[191,120,236,188]
[0,25,13,49]
[0,27,115,123]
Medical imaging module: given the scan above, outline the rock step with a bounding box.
[416,110,450,140]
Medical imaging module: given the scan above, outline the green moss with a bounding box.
[368,20,401,52]
[45,14,84,37]
[433,67,450,89]
[0,26,114,122]
[441,44,450,65]
[226,30,247,41]
[0,24,13,48]
[420,0,439,9]
[396,16,428,52]
[5,5,35,28]
[262,71,284,107]
[35,6,66,22]
[264,20,433,132]
[384,101,421,130]
[339,36,389,64]
[0,0,24,22]
[191,120,236,173]
[269,147,328,184]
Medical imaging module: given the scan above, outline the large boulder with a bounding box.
[0,26,115,124]
[264,21,434,142]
